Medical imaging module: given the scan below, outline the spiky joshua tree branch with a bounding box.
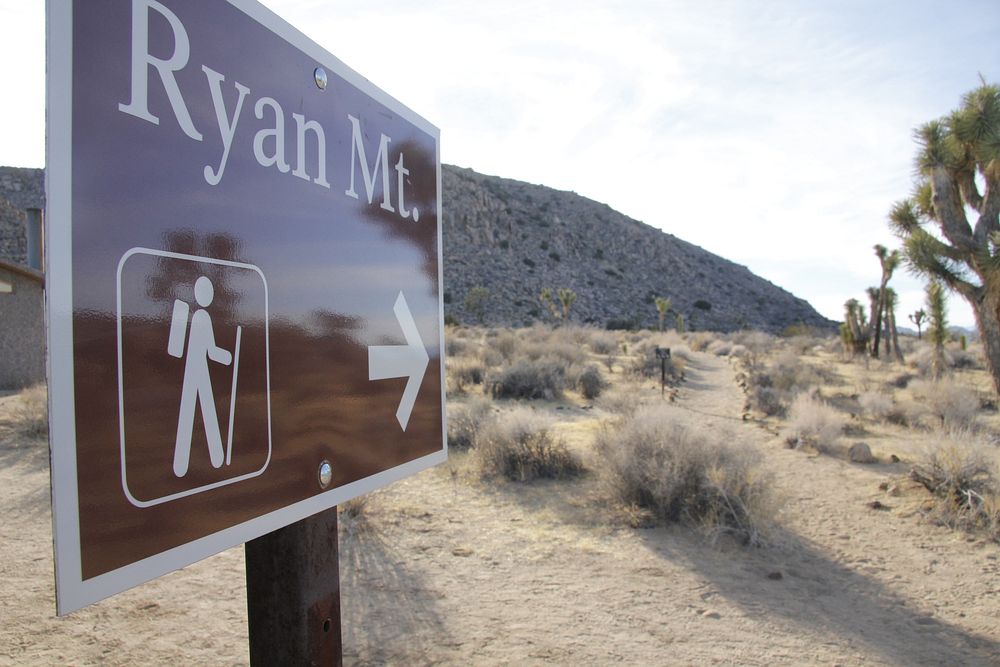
[889,79,1000,393]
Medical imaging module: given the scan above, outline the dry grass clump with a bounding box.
[495,331,518,362]
[446,358,488,396]
[909,378,979,430]
[741,350,828,417]
[596,385,648,417]
[594,406,773,545]
[707,339,734,357]
[685,331,719,353]
[477,408,583,481]
[729,331,775,361]
[8,384,48,440]
[445,335,470,358]
[858,391,895,421]
[908,343,983,376]
[587,330,619,356]
[486,359,568,400]
[447,398,495,450]
[910,431,1000,542]
[782,393,846,453]
[519,339,587,368]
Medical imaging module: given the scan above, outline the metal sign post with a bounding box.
[45,1,445,645]
[245,507,342,666]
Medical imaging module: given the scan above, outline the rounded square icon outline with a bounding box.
[116,247,272,508]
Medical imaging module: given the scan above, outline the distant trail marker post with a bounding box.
[656,347,671,398]
[45,0,445,658]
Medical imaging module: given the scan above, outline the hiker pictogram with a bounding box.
[168,275,243,477]
[116,247,272,508]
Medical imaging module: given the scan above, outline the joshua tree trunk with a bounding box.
[974,288,1000,397]
[889,308,903,363]
[871,290,885,358]
[883,315,892,356]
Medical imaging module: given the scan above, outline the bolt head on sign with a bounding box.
[46,0,445,614]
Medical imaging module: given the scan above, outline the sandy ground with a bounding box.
[2,348,1000,665]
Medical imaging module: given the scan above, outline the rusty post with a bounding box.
[661,356,666,398]
[245,507,342,666]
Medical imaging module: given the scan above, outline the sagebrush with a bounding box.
[594,406,773,545]
[477,409,583,481]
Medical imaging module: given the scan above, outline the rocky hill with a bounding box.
[442,165,834,333]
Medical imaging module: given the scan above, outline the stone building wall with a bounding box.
[0,167,47,388]
[0,166,45,211]
[0,197,26,265]
[0,260,45,389]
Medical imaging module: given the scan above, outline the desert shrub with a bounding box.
[9,384,48,439]
[686,331,716,352]
[910,432,1000,542]
[950,348,981,370]
[743,350,827,417]
[487,359,567,400]
[479,346,504,368]
[783,393,846,453]
[909,378,979,430]
[338,494,373,536]
[907,342,981,376]
[908,344,942,376]
[858,391,894,421]
[707,339,733,357]
[730,331,774,361]
[495,331,518,362]
[519,340,587,367]
[588,331,618,355]
[749,386,784,417]
[887,373,913,389]
[447,398,495,450]
[594,406,773,545]
[577,365,608,400]
[477,409,582,481]
[769,350,827,391]
[597,387,646,417]
[445,335,469,358]
[728,344,749,360]
[446,358,488,396]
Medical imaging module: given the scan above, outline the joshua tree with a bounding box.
[557,288,577,321]
[842,298,870,355]
[909,309,927,339]
[865,287,881,343]
[883,287,904,363]
[926,281,948,380]
[889,80,1000,393]
[870,245,901,358]
[464,286,490,324]
[654,296,671,332]
[539,288,560,321]
[675,312,686,333]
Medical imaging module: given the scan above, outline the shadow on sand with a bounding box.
[339,517,454,666]
[639,525,1000,666]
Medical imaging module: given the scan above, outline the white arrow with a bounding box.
[368,292,430,431]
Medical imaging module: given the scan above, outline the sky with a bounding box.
[2,0,999,329]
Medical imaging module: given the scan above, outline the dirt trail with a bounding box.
[2,354,999,665]
[338,352,1000,665]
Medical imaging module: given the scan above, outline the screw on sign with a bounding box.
[46,0,444,662]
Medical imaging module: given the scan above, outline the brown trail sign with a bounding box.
[46,0,444,617]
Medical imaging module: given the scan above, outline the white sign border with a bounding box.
[46,0,446,616]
